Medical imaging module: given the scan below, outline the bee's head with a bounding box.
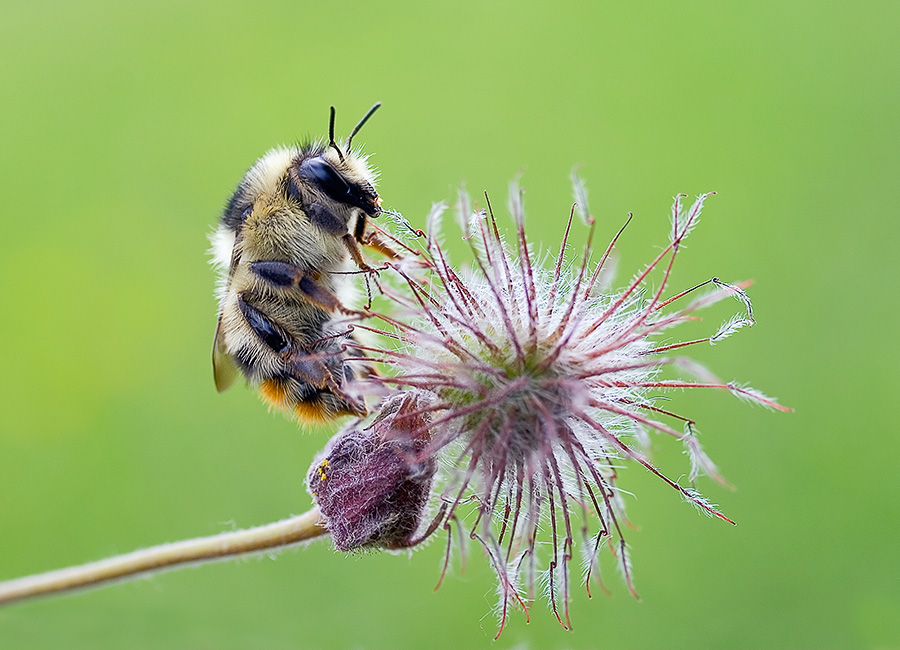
[220,104,383,233]
[292,104,382,217]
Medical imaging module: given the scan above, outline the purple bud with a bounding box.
[307,393,435,551]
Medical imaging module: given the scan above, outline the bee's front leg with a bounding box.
[360,228,404,261]
[341,232,375,273]
[250,260,362,316]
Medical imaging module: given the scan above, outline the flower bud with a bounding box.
[307,393,435,551]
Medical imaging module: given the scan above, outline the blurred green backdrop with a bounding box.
[1,1,897,648]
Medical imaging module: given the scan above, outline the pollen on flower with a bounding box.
[338,179,789,635]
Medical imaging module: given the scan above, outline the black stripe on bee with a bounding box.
[222,183,254,231]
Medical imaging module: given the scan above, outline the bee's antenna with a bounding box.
[347,102,382,150]
[328,106,346,163]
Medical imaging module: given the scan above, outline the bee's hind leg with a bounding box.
[237,294,292,354]
[283,346,368,419]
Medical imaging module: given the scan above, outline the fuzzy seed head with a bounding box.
[343,182,789,634]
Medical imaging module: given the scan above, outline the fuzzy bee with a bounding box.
[210,103,392,422]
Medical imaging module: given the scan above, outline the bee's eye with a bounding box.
[296,156,377,214]
[298,157,351,201]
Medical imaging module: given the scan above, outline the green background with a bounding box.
[1,1,897,648]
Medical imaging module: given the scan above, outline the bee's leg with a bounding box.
[336,234,382,310]
[341,232,374,272]
[327,235,380,310]
[353,210,368,242]
[353,210,405,261]
[257,328,367,421]
[249,260,305,288]
[360,229,404,261]
[307,202,375,273]
[346,328,379,380]
[308,324,379,383]
[250,260,361,316]
[283,348,367,418]
[285,353,332,389]
[237,294,292,353]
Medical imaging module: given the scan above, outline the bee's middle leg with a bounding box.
[250,260,359,315]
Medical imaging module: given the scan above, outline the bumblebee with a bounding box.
[211,104,389,422]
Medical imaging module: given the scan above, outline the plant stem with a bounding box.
[0,507,326,608]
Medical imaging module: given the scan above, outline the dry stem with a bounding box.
[0,507,325,607]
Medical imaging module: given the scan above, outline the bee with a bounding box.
[210,103,392,423]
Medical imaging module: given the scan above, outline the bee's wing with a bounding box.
[212,314,238,392]
[211,227,243,392]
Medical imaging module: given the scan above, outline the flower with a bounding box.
[336,179,789,635]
